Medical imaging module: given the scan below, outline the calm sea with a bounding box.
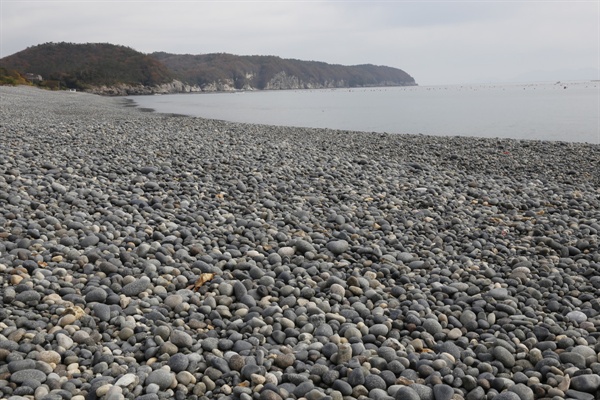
[129,81,600,144]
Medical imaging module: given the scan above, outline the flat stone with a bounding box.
[122,276,151,296]
[115,373,137,387]
[8,359,36,373]
[570,374,600,393]
[294,239,315,254]
[10,369,47,384]
[565,389,595,400]
[15,290,41,304]
[566,311,588,324]
[369,324,389,337]
[85,288,107,303]
[559,351,586,369]
[80,235,100,247]
[487,288,509,300]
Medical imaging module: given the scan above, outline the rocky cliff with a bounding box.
[85,80,202,96]
[153,52,417,91]
[1,42,417,95]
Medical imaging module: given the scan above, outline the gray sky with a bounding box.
[1,0,599,85]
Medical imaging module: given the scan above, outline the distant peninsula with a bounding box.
[0,42,417,95]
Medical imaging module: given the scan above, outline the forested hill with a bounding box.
[151,52,416,90]
[0,42,173,89]
[0,42,416,94]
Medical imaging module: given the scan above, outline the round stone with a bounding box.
[168,353,189,373]
[169,330,193,349]
[326,240,349,255]
[274,353,295,369]
[364,374,387,391]
[146,368,174,390]
[369,324,389,337]
[394,386,420,400]
[508,383,534,400]
[344,327,362,340]
[433,384,454,400]
[422,319,443,336]
[85,288,107,303]
[93,303,111,322]
[566,311,587,324]
[38,350,61,364]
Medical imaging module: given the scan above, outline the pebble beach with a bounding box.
[1,85,600,400]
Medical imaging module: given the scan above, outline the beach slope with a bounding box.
[1,86,600,400]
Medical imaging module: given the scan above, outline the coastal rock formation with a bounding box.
[0,42,417,95]
[262,71,346,90]
[86,80,203,96]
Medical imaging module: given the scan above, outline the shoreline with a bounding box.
[125,81,600,145]
[1,85,600,400]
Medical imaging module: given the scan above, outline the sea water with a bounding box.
[129,81,600,144]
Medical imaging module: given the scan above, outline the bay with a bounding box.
[129,81,600,144]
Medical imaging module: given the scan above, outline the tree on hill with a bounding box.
[0,67,31,86]
[0,42,417,92]
[152,52,416,89]
[0,42,173,89]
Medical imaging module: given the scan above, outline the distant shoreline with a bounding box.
[126,81,600,144]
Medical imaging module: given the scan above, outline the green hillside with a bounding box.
[0,42,173,89]
[0,67,31,86]
[152,52,416,89]
[0,42,416,92]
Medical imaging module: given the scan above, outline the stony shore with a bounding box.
[1,85,600,400]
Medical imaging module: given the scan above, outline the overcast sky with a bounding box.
[1,0,599,85]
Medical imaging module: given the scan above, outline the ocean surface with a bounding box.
[129,81,600,144]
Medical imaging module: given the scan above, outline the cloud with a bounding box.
[1,1,598,84]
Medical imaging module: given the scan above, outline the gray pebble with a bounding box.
[394,386,420,400]
[570,374,600,393]
[168,354,189,373]
[493,346,515,368]
[85,288,108,303]
[326,240,349,255]
[15,290,41,304]
[145,368,174,390]
[507,383,534,400]
[93,303,111,322]
[433,384,454,400]
[170,330,193,349]
[122,276,151,296]
[10,369,47,384]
